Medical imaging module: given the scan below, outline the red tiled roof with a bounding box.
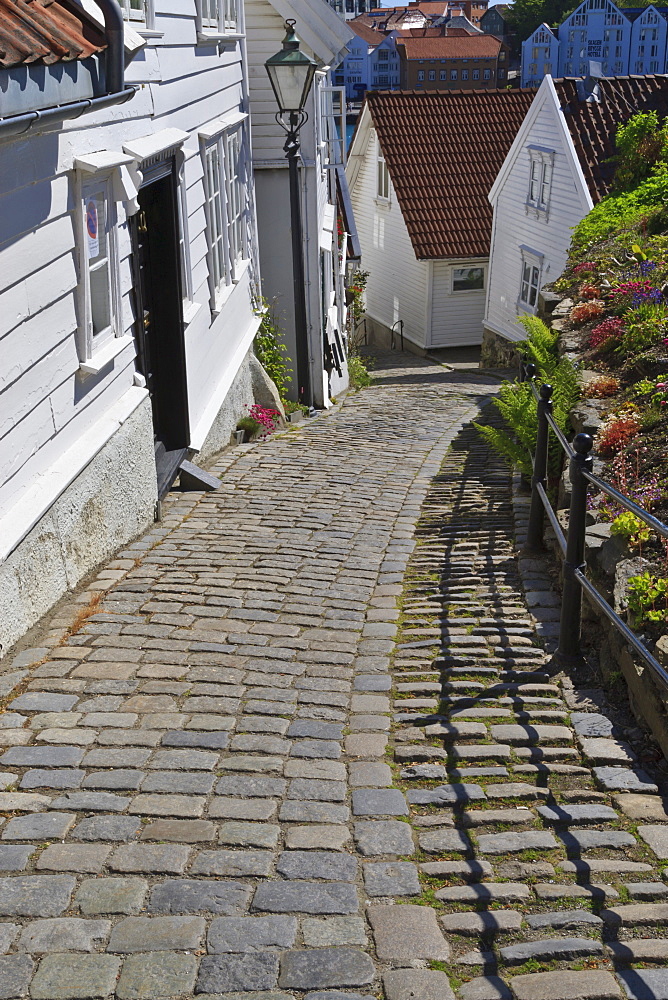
[0,0,105,69]
[349,19,386,45]
[365,88,536,259]
[553,76,668,202]
[397,33,502,58]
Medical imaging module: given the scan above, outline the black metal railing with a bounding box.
[521,363,668,689]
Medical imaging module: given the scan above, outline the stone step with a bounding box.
[601,902,668,926]
[508,970,622,1000]
[434,881,531,903]
[499,937,604,965]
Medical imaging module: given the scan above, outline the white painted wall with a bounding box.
[430,260,487,348]
[0,0,263,650]
[245,0,353,405]
[348,121,428,349]
[485,78,593,344]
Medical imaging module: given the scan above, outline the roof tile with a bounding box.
[0,0,106,69]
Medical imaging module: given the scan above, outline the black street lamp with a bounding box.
[265,21,318,410]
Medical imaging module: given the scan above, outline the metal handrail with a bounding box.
[523,371,668,687]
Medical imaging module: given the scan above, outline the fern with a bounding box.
[476,315,580,473]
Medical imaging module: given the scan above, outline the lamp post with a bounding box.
[265,21,318,411]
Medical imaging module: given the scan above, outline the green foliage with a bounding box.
[474,316,580,475]
[571,114,668,254]
[505,0,574,43]
[236,415,260,436]
[615,112,668,191]
[627,572,668,625]
[253,298,292,402]
[571,167,668,252]
[348,269,369,328]
[348,352,373,390]
[610,511,650,547]
[620,302,668,353]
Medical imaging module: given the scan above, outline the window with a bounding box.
[377,74,389,85]
[472,68,480,79]
[461,68,469,79]
[198,0,238,35]
[527,148,553,214]
[483,68,491,79]
[417,69,425,80]
[440,69,447,80]
[83,181,115,344]
[78,175,122,364]
[519,254,542,310]
[428,69,436,80]
[499,67,506,78]
[119,0,146,21]
[499,49,506,60]
[378,49,389,61]
[450,69,458,79]
[452,266,484,292]
[376,138,389,201]
[202,122,247,304]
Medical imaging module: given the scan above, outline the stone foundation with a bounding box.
[481,326,522,369]
[0,396,157,657]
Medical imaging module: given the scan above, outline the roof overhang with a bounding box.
[266,0,354,67]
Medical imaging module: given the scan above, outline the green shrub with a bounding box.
[571,167,668,253]
[474,315,580,475]
[236,415,261,437]
[253,298,292,402]
[348,353,373,390]
[619,302,668,353]
[627,571,668,625]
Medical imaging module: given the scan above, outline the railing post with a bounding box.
[557,432,594,663]
[525,383,553,551]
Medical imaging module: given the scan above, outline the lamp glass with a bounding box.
[265,24,317,114]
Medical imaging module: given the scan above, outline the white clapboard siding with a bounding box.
[430,260,487,348]
[0,0,259,560]
[349,125,428,348]
[486,80,592,343]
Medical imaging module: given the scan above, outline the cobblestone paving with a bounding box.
[1,350,667,1000]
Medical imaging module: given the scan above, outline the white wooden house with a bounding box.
[483,74,668,365]
[346,88,534,353]
[0,0,266,654]
[245,0,358,407]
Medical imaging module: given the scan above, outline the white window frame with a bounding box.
[78,173,121,364]
[376,136,390,203]
[118,0,151,26]
[196,0,241,41]
[200,116,249,312]
[526,145,554,219]
[518,247,544,313]
[451,265,486,293]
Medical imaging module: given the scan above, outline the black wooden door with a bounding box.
[131,163,190,498]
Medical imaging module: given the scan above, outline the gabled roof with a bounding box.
[554,75,668,201]
[356,88,536,258]
[397,33,503,57]
[620,5,668,21]
[349,18,387,46]
[0,0,105,69]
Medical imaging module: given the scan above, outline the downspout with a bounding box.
[0,0,134,140]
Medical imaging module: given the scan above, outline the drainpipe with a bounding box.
[0,0,133,140]
[95,0,125,96]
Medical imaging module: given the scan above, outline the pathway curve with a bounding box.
[0,351,666,1000]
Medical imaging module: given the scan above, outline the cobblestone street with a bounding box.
[1,351,667,1000]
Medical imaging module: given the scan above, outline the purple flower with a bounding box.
[640,260,657,277]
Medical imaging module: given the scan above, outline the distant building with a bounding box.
[521,0,668,87]
[336,20,401,98]
[480,3,514,47]
[397,32,510,88]
[521,23,559,87]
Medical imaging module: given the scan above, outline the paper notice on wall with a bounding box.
[86,199,99,259]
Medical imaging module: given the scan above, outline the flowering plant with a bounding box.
[584,375,620,398]
[589,316,625,350]
[570,300,605,325]
[579,283,601,300]
[248,404,281,437]
[596,412,642,456]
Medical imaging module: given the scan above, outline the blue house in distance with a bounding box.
[521,0,668,86]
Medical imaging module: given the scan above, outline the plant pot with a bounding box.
[234,429,245,444]
[288,411,304,424]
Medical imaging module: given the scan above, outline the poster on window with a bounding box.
[86,199,99,259]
